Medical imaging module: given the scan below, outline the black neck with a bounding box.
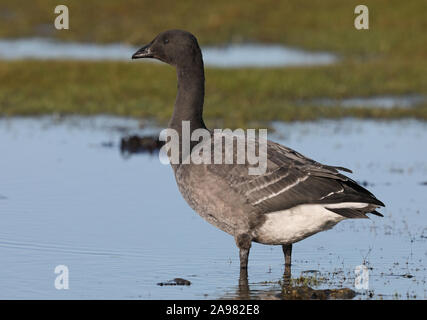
[169,57,206,134]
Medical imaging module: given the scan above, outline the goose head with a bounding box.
[132,29,202,68]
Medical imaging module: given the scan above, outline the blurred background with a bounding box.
[0,0,426,125]
[0,0,426,299]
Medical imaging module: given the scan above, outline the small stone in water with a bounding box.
[157,278,191,286]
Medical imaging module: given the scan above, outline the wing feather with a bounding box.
[207,139,384,217]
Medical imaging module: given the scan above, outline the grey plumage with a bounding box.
[207,140,384,215]
[132,29,385,275]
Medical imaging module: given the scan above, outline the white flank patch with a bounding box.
[255,204,347,245]
[324,202,370,209]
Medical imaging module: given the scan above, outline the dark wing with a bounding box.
[207,140,384,218]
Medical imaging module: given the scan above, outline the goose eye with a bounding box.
[164,38,169,44]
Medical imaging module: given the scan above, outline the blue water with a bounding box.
[0,116,426,299]
[0,38,336,67]
[311,95,426,109]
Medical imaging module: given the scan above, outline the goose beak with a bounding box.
[132,44,153,59]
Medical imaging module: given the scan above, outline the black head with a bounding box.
[132,30,202,67]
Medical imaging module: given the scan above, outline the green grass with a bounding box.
[1,60,426,128]
[0,0,426,125]
[0,0,426,58]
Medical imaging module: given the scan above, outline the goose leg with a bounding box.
[235,233,252,270]
[282,243,292,283]
[238,266,250,299]
[239,248,250,270]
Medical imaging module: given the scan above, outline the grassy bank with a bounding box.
[1,60,426,128]
[0,0,426,125]
[0,0,426,59]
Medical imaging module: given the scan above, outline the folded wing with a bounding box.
[207,140,384,218]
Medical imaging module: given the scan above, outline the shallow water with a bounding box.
[0,116,426,299]
[0,38,336,67]
[311,95,426,109]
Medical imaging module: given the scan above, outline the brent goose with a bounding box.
[132,30,384,277]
